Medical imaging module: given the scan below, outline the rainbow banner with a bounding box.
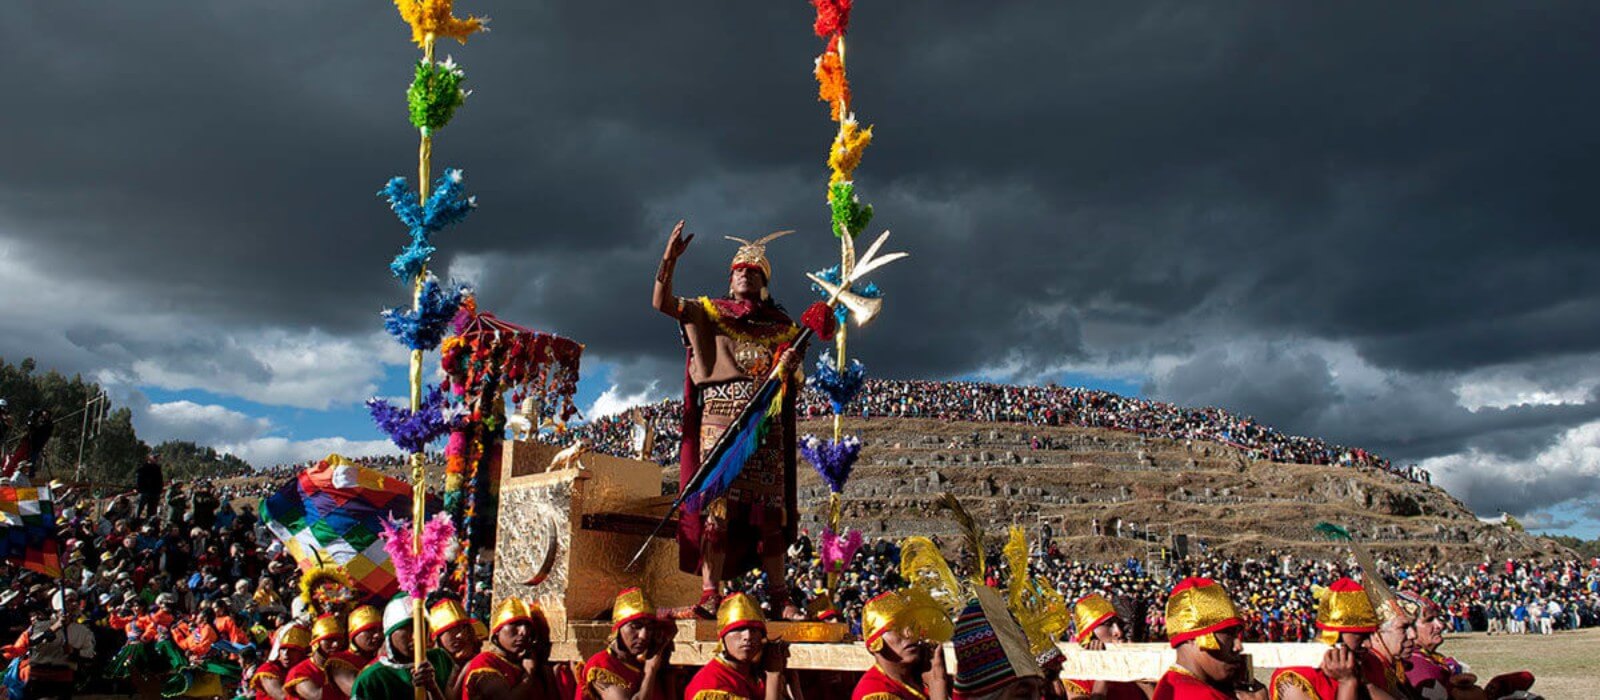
[0,484,61,577]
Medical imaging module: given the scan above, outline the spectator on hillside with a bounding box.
[135,455,164,518]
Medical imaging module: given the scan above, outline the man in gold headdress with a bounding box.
[851,588,953,700]
[457,597,569,700]
[347,606,383,669]
[429,598,485,699]
[1269,578,1380,700]
[685,593,793,700]
[286,615,361,700]
[1151,577,1264,700]
[1063,594,1153,700]
[580,588,674,700]
[653,221,807,620]
[251,622,311,700]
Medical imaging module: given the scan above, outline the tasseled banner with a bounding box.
[800,433,862,493]
[380,168,477,281]
[684,379,787,514]
[408,57,469,134]
[380,513,458,600]
[820,526,863,575]
[808,351,866,414]
[381,274,468,350]
[393,0,487,48]
[801,301,838,341]
[367,385,461,453]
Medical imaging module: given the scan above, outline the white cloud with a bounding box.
[141,400,271,444]
[1453,360,1600,412]
[586,381,663,420]
[1424,419,1600,518]
[214,436,401,469]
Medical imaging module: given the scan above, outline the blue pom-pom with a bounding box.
[808,351,867,414]
[381,274,466,351]
[379,169,478,281]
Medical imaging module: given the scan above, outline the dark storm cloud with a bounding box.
[4,2,1600,518]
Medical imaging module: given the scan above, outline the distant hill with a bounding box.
[787,417,1565,563]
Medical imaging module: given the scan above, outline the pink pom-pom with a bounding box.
[820,526,863,575]
[382,513,457,599]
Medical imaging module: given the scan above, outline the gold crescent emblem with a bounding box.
[733,340,773,376]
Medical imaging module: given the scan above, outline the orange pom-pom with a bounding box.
[394,0,488,47]
[814,50,850,122]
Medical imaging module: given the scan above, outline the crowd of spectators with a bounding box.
[759,534,1600,645]
[556,379,1432,484]
[1,462,1592,696]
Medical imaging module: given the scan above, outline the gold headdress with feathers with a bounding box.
[1003,526,1071,665]
[299,563,356,618]
[725,230,795,280]
[900,536,967,616]
[1351,543,1408,627]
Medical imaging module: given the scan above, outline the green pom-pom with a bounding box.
[828,181,874,239]
[407,58,468,133]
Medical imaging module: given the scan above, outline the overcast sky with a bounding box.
[3,3,1598,536]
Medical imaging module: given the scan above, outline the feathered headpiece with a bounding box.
[299,564,357,617]
[725,230,795,280]
[939,493,986,579]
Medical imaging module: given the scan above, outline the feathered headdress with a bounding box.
[939,492,986,579]
[725,230,795,280]
[900,536,967,616]
[299,563,357,617]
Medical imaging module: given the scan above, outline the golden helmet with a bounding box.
[1315,577,1379,644]
[725,231,794,281]
[1071,593,1118,645]
[716,593,766,639]
[1164,577,1241,650]
[491,597,541,636]
[611,588,658,632]
[347,605,382,638]
[310,614,345,646]
[862,587,954,653]
[277,622,312,650]
[428,599,473,641]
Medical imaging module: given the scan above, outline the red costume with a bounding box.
[1062,679,1148,699]
[1270,653,1391,700]
[1152,667,1232,700]
[286,654,359,700]
[685,656,765,700]
[578,649,660,700]
[461,649,523,700]
[250,660,288,700]
[851,664,928,700]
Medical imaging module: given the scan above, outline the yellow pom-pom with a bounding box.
[828,117,873,185]
[394,0,488,47]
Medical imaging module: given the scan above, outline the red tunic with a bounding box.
[286,653,360,700]
[1152,667,1232,700]
[851,665,928,700]
[461,650,524,700]
[578,649,661,700]
[1270,651,1393,699]
[250,660,287,700]
[1063,678,1149,699]
[685,657,765,700]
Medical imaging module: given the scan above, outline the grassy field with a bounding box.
[1441,628,1599,699]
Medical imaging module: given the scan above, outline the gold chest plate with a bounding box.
[733,340,773,377]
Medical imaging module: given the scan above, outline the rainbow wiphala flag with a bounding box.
[0,484,61,577]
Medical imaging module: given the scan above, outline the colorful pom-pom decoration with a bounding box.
[814,49,850,122]
[407,57,469,134]
[380,168,477,281]
[808,351,867,415]
[828,181,874,240]
[382,274,468,351]
[801,433,863,493]
[367,385,461,453]
[811,0,853,38]
[820,526,863,575]
[394,0,487,48]
[380,513,457,599]
[827,117,873,184]
[801,301,838,341]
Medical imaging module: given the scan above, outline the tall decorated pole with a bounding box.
[369,2,485,696]
[804,0,892,612]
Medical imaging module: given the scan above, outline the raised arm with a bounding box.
[652,220,694,318]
